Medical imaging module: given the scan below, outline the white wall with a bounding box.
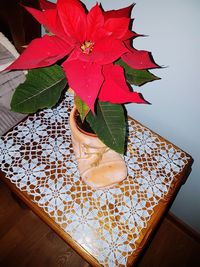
[51,0,200,232]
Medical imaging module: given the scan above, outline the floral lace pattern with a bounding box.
[0,95,190,267]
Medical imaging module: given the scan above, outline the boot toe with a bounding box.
[82,160,127,189]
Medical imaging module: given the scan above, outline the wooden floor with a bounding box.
[0,181,199,267]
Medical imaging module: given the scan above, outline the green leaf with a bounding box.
[116,59,160,86]
[11,65,67,113]
[86,101,126,154]
[74,95,89,122]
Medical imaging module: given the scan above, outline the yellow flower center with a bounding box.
[81,40,94,54]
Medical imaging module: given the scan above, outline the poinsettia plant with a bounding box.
[7,0,160,154]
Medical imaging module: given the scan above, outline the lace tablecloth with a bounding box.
[0,94,192,267]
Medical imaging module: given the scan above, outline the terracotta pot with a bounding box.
[69,107,127,189]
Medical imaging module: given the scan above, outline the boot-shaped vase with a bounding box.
[69,107,127,189]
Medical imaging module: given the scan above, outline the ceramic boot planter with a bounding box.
[69,106,127,189]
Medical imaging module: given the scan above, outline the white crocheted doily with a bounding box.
[0,94,189,267]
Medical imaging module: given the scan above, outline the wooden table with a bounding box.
[0,94,193,267]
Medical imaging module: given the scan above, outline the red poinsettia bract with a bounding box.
[7,0,159,112]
